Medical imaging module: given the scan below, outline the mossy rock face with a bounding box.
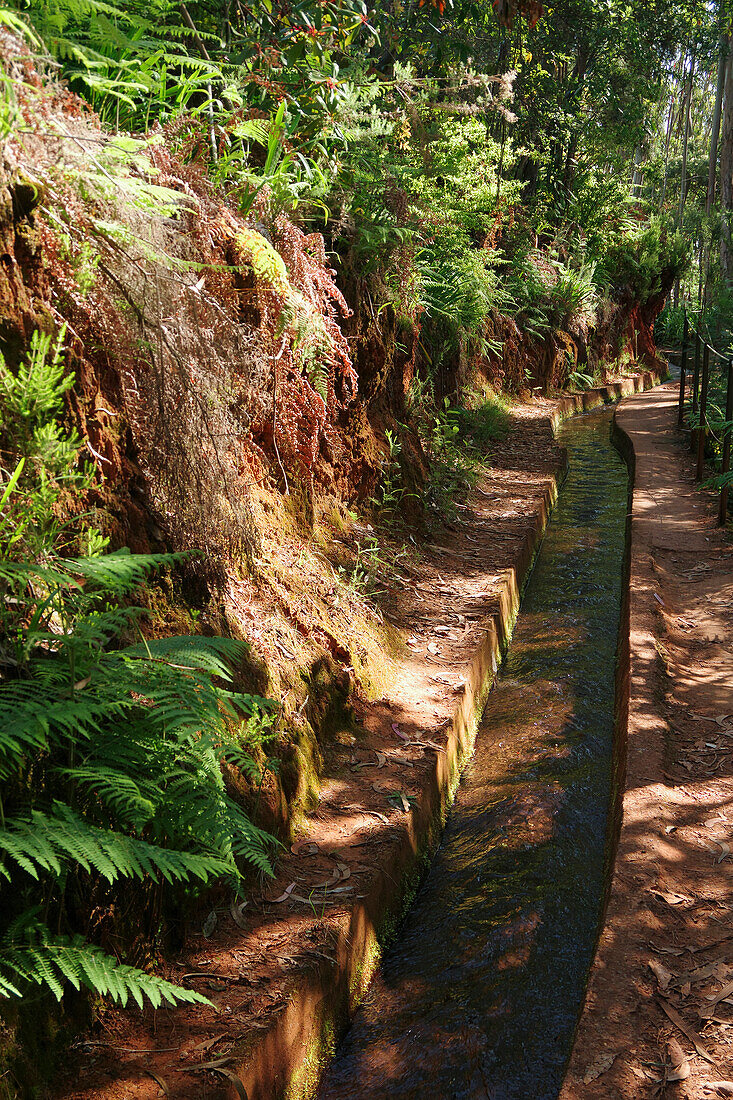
[302,655,353,747]
[10,174,43,222]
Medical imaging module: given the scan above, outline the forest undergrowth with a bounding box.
[0,0,712,1088]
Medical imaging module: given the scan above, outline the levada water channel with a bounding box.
[318,404,630,1100]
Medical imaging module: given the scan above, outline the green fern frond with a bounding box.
[1,921,211,1008]
[53,766,156,829]
[120,634,248,679]
[0,804,235,884]
[308,360,330,402]
[0,325,277,1015]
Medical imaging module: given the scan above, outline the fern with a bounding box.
[1,919,210,1008]
[0,328,278,1014]
[0,804,234,885]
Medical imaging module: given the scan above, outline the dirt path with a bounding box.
[562,382,733,1099]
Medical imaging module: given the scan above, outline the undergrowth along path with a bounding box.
[562,382,733,1098]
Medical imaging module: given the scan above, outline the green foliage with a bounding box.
[0,919,209,1006]
[0,326,96,558]
[370,428,409,525]
[0,328,277,1009]
[598,217,691,303]
[453,392,511,449]
[409,389,509,527]
[507,253,599,336]
[654,302,688,349]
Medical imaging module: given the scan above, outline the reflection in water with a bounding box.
[318,408,628,1100]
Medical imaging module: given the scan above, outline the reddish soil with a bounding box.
[562,382,733,1099]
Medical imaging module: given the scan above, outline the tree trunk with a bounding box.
[720,39,733,282]
[660,48,686,210]
[678,43,697,227]
[562,131,579,195]
[631,145,644,197]
[707,34,728,214]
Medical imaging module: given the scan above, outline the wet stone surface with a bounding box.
[318,407,628,1100]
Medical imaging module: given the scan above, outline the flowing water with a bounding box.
[318,406,629,1100]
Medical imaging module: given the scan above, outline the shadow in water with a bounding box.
[318,407,629,1100]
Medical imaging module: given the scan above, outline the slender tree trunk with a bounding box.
[707,34,728,213]
[660,50,685,209]
[704,31,728,303]
[562,131,579,195]
[660,95,677,208]
[631,145,644,197]
[720,39,733,282]
[679,43,697,227]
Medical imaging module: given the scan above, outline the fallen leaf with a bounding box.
[657,998,718,1065]
[202,910,217,938]
[145,1070,169,1097]
[649,889,693,907]
[682,960,731,987]
[195,1056,236,1071]
[666,1037,690,1082]
[706,978,733,1006]
[701,1082,733,1096]
[229,897,248,929]
[649,958,674,991]
[654,592,666,606]
[212,1069,248,1100]
[341,804,388,824]
[427,642,440,655]
[375,752,387,768]
[191,1032,231,1054]
[392,723,409,741]
[290,840,319,856]
[582,1052,617,1084]
[270,882,297,903]
[399,792,410,813]
[717,714,733,726]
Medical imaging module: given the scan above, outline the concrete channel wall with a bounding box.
[235,367,664,1100]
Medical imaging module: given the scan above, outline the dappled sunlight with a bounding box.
[319,407,629,1099]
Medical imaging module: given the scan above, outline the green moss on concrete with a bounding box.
[285,1010,337,1100]
[348,931,381,1010]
